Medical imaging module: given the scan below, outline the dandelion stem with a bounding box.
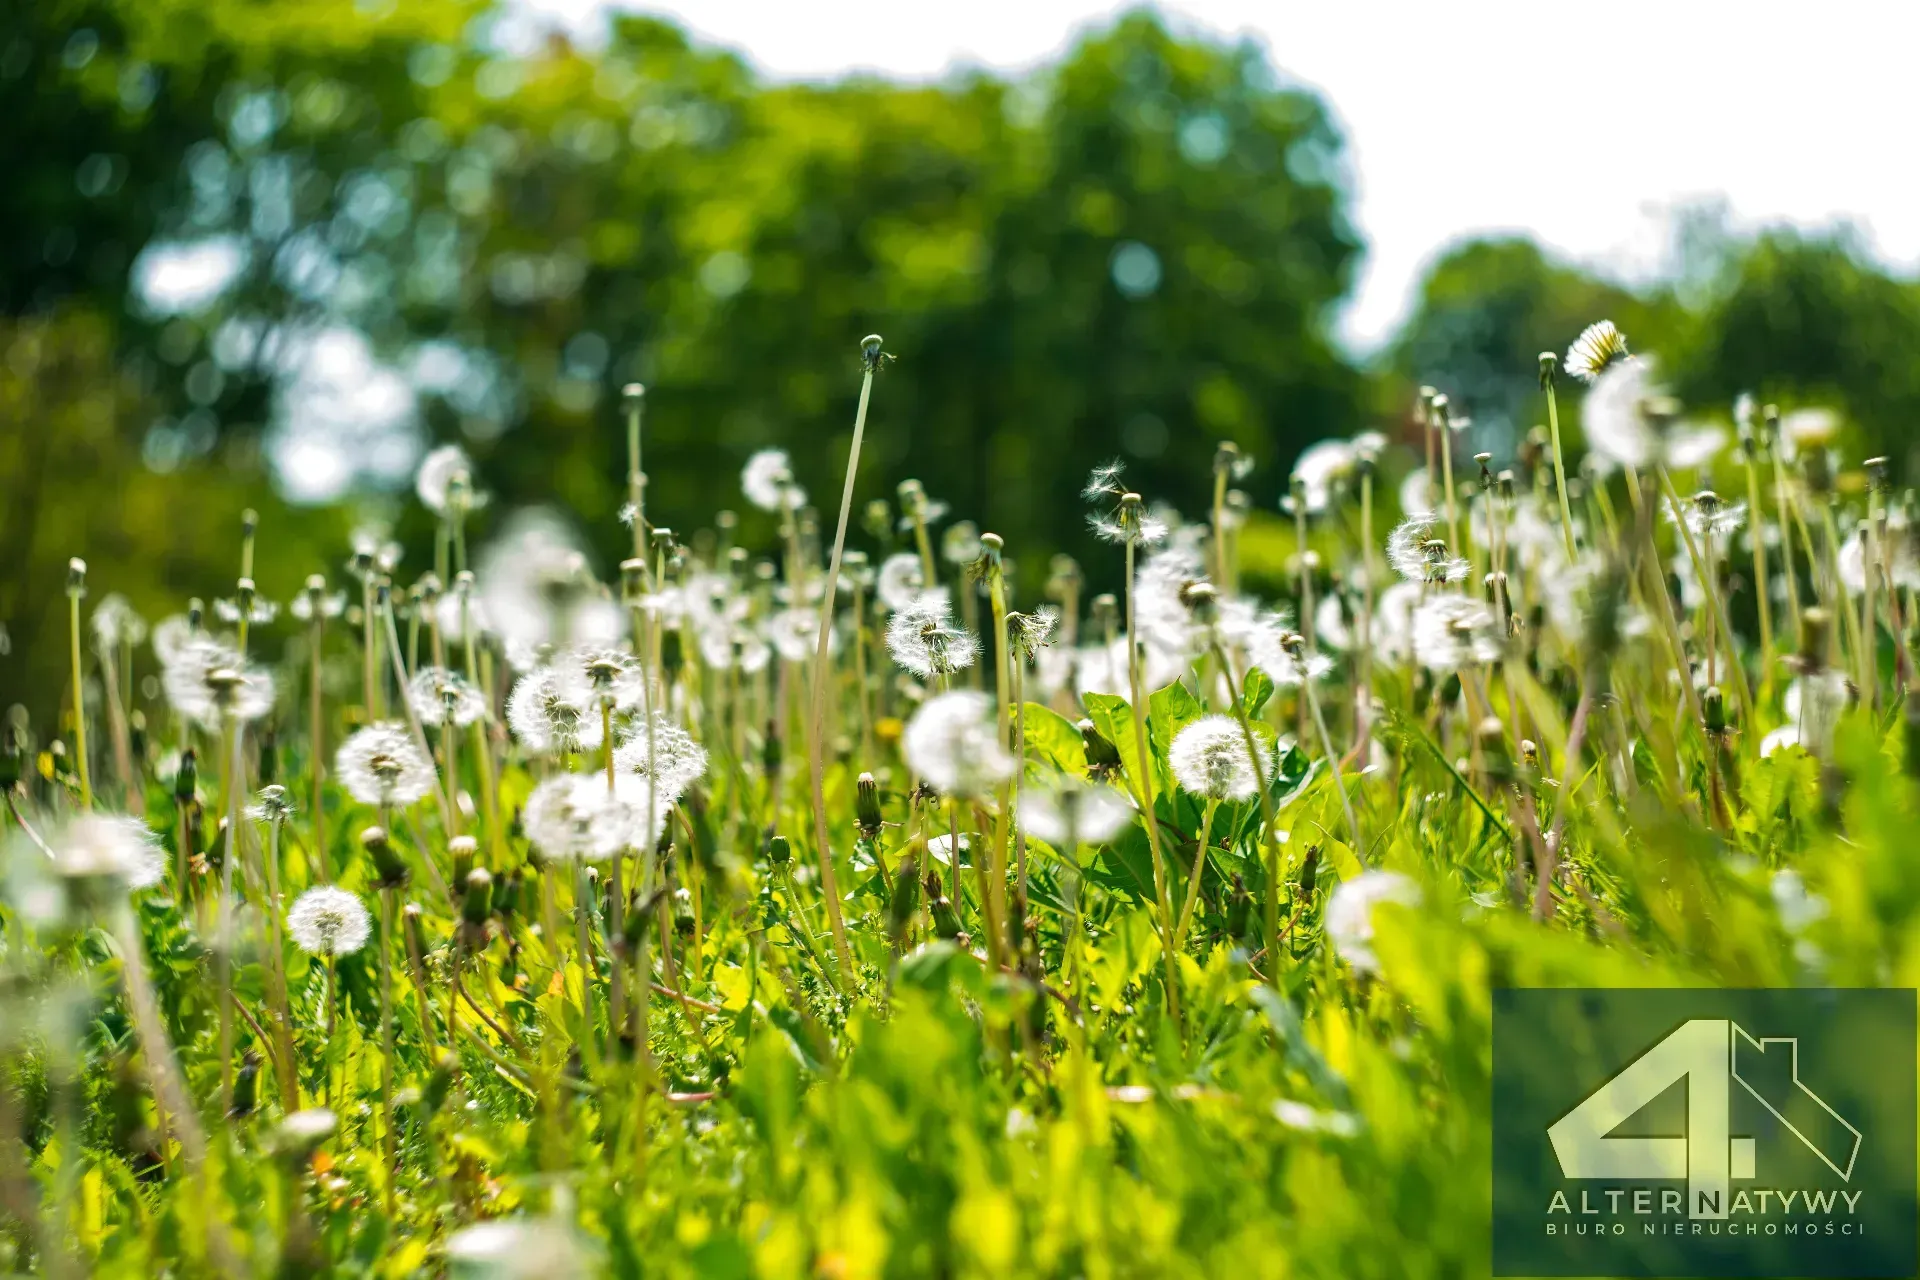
[805,338,885,983]
[1123,534,1182,1027]
[68,586,90,809]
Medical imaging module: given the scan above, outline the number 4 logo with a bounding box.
[1548,1019,1862,1220]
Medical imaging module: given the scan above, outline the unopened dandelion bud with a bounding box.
[888,855,921,945]
[67,558,87,598]
[1798,608,1832,674]
[660,629,684,682]
[1090,593,1117,630]
[1866,456,1892,495]
[1297,846,1320,896]
[449,834,478,889]
[461,868,492,927]
[174,747,198,803]
[1763,403,1782,441]
[1497,469,1515,500]
[1079,718,1122,778]
[1703,686,1727,737]
[1802,449,1834,496]
[1537,351,1557,389]
[1519,739,1541,775]
[767,834,792,868]
[855,773,883,838]
[230,1051,260,1119]
[1477,718,1512,785]
[404,901,429,959]
[861,498,891,543]
[1182,580,1219,623]
[421,1050,458,1114]
[361,825,409,889]
[897,478,926,516]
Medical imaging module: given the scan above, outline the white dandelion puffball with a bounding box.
[875,553,930,613]
[766,607,831,665]
[408,666,489,728]
[1563,320,1630,384]
[1325,871,1421,974]
[902,690,1013,798]
[334,722,436,808]
[1289,439,1355,514]
[161,636,275,728]
[51,813,166,891]
[1579,356,1661,473]
[741,447,803,512]
[523,773,663,863]
[287,886,372,956]
[1412,595,1504,673]
[1019,782,1135,847]
[1386,513,1467,585]
[91,594,148,651]
[475,509,623,654]
[506,664,602,754]
[614,712,709,807]
[446,1218,589,1280]
[1169,714,1269,802]
[416,443,483,515]
[885,594,978,679]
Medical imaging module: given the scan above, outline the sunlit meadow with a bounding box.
[3,316,1917,1278]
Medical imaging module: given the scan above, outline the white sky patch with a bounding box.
[131,236,249,316]
[268,325,422,504]
[519,0,1920,352]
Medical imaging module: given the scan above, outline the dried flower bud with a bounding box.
[1537,351,1557,389]
[461,868,493,927]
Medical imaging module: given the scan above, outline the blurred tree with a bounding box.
[1674,227,1920,472]
[1383,237,1683,463]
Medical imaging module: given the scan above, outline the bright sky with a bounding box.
[519,0,1920,352]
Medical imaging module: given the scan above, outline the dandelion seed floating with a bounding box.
[1018,779,1134,846]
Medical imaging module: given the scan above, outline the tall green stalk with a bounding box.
[805,335,886,980]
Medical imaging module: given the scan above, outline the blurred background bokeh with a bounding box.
[5,0,1919,721]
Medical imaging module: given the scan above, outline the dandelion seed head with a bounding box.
[213,594,278,626]
[1580,356,1662,473]
[416,443,484,516]
[1564,320,1630,383]
[407,666,489,728]
[1168,714,1269,801]
[875,553,930,613]
[445,1218,590,1280]
[885,594,978,679]
[90,594,147,651]
[48,813,165,891]
[742,448,803,512]
[766,607,831,665]
[161,637,275,728]
[613,712,708,806]
[1325,870,1420,973]
[1018,781,1135,847]
[1386,515,1467,585]
[902,690,1013,798]
[1288,439,1355,514]
[287,886,372,956]
[506,664,602,754]
[334,722,436,807]
[522,772,663,863]
[1412,595,1503,672]
[1082,460,1127,502]
[246,784,296,825]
